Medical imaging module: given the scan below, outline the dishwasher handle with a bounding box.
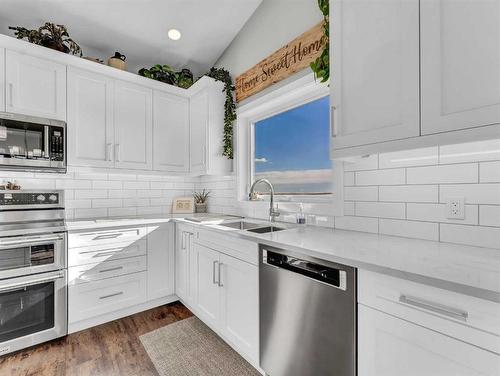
[263,249,348,290]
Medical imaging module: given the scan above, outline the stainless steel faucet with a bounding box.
[249,178,280,222]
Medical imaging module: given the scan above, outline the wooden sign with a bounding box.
[235,21,326,102]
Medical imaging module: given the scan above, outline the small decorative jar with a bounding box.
[195,202,208,213]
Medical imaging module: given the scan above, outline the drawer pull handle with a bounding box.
[399,295,468,322]
[92,250,123,258]
[93,233,122,240]
[99,291,123,300]
[99,266,124,273]
[218,262,223,287]
[213,260,219,285]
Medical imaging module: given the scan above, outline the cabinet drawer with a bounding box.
[68,239,146,266]
[195,228,259,265]
[69,226,148,248]
[69,271,147,324]
[68,256,147,285]
[359,270,500,354]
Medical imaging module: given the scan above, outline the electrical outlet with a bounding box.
[446,197,465,219]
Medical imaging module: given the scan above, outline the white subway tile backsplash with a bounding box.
[440,184,500,205]
[379,147,438,168]
[379,185,438,203]
[74,190,108,199]
[406,203,478,225]
[123,198,150,207]
[343,155,378,171]
[56,179,92,189]
[92,180,122,190]
[480,161,500,183]
[137,189,162,198]
[74,171,108,180]
[123,181,146,189]
[108,173,136,181]
[74,208,108,219]
[440,224,500,249]
[108,190,137,199]
[343,202,355,216]
[344,186,378,201]
[92,199,122,208]
[66,200,92,209]
[355,202,405,219]
[355,169,405,186]
[344,172,355,186]
[379,219,439,241]
[406,164,478,184]
[334,216,379,233]
[439,139,500,164]
[108,207,137,217]
[479,205,500,227]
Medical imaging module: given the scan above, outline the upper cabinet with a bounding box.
[113,80,153,170]
[5,50,66,121]
[0,49,5,112]
[330,0,420,149]
[68,67,114,168]
[189,77,232,176]
[153,90,189,172]
[420,0,500,135]
[330,0,500,157]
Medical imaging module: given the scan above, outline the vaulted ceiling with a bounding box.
[0,0,263,76]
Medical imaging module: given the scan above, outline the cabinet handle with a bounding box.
[98,266,123,273]
[115,144,121,162]
[106,143,113,161]
[399,295,468,322]
[99,291,123,300]
[330,105,337,137]
[8,83,13,107]
[181,232,186,250]
[203,146,206,167]
[218,262,224,287]
[212,260,219,285]
[93,233,122,240]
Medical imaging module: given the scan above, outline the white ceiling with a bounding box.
[0,0,263,76]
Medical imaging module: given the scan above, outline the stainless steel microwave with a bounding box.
[0,112,66,173]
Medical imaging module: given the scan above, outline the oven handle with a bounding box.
[0,234,65,247]
[0,271,65,293]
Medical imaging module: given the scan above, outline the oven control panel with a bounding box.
[0,192,61,206]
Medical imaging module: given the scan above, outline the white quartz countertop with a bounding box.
[65,214,500,301]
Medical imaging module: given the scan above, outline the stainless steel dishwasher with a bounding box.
[260,245,357,376]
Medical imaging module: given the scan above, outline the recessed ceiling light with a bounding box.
[168,29,182,41]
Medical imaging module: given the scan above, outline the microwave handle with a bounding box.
[44,125,50,158]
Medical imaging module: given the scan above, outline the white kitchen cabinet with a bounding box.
[219,253,259,362]
[147,223,174,300]
[67,67,115,168]
[195,242,221,328]
[420,0,500,135]
[0,48,5,112]
[5,50,66,120]
[189,77,232,176]
[358,304,500,376]
[175,225,197,306]
[153,90,189,172]
[114,80,153,170]
[330,0,420,149]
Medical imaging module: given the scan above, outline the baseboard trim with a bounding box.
[68,295,179,334]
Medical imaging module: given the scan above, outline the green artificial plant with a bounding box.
[138,65,194,89]
[310,0,329,82]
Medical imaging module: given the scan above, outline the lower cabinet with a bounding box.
[358,305,500,376]
[147,223,175,300]
[175,228,259,366]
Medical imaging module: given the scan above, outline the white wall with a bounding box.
[215,0,324,77]
[197,139,500,249]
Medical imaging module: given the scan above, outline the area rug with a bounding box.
[140,316,260,376]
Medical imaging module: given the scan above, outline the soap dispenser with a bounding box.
[296,203,306,225]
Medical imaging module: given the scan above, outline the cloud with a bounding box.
[254,157,269,163]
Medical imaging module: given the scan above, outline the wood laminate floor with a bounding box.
[0,301,193,376]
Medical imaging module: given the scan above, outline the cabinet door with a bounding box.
[147,224,174,300]
[67,67,114,168]
[331,0,419,149]
[189,90,208,174]
[114,81,152,170]
[175,229,189,301]
[219,254,259,363]
[194,243,220,327]
[186,233,198,306]
[153,91,189,172]
[0,49,5,112]
[5,50,66,120]
[358,305,500,376]
[421,0,500,135]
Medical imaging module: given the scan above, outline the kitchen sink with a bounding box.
[247,226,284,234]
[220,221,263,230]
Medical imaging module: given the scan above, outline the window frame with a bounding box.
[235,73,344,215]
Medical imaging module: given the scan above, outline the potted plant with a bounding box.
[193,189,210,213]
[138,64,194,88]
[9,22,82,56]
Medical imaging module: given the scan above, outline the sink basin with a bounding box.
[247,226,284,234]
[220,221,263,230]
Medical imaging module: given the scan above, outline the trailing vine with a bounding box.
[310,0,329,82]
[205,67,236,159]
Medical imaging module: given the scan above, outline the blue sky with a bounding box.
[254,96,331,173]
